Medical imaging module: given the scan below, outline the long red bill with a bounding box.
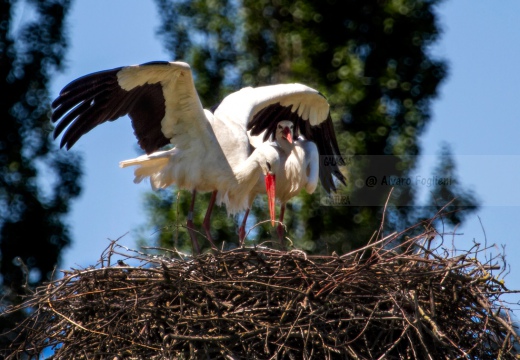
[283,127,293,143]
[265,173,276,226]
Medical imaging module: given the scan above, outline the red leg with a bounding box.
[202,190,218,250]
[186,190,201,255]
[238,208,250,247]
[277,203,286,249]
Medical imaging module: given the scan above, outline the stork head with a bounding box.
[275,120,294,144]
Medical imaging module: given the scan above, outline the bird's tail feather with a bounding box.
[119,155,171,189]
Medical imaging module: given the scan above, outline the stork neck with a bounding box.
[234,152,263,186]
[234,143,279,187]
[275,138,294,154]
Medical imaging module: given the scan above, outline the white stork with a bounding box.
[238,120,322,247]
[51,61,345,252]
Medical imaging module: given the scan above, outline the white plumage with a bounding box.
[51,61,345,252]
[238,121,321,245]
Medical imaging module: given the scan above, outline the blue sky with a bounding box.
[43,0,520,310]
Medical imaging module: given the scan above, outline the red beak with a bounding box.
[282,127,293,143]
[265,172,276,226]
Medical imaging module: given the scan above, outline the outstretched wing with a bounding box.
[215,83,345,193]
[51,61,209,154]
[298,112,346,192]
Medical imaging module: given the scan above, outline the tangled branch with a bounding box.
[3,225,519,359]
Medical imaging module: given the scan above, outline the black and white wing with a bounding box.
[214,83,345,193]
[51,61,210,154]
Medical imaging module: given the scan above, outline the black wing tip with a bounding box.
[321,172,346,194]
[59,137,68,150]
[60,134,80,151]
[141,60,171,67]
[50,107,62,123]
[51,96,62,110]
[317,91,328,100]
[335,171,347,186]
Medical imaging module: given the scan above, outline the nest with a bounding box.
[4,225,519,359]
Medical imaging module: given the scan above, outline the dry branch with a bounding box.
[3,227,519,359]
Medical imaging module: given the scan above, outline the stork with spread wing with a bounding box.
[51,61,345,252]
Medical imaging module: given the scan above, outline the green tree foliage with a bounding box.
[0,0,81,349]
[422,143,478,225]
[148,0,478,253]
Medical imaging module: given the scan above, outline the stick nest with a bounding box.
[4,228,519,359]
